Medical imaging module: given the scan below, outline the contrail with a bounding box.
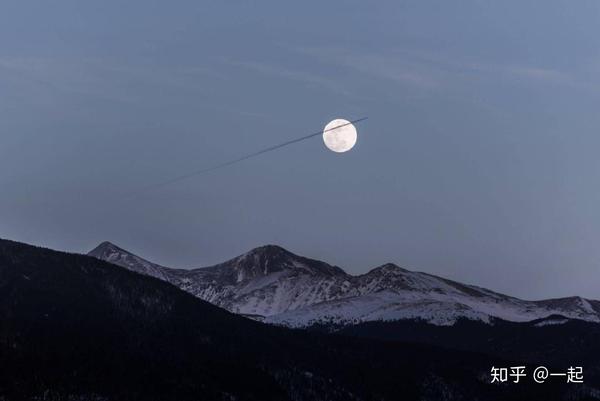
[137,117,367,193]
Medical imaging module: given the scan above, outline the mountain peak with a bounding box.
[367,263,409,275]
[217,245,346,280]
[88,241,172,281]
[243,244,294,257]
[88,241,127,256]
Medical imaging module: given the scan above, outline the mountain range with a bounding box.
[88,241,600,327]
[4,237,584,401]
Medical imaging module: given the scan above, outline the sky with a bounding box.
[1,1,600,300]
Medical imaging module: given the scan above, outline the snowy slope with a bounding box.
[88,242,600,326]
[88,242,176,281]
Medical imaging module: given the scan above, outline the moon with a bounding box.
[323,118,357,153]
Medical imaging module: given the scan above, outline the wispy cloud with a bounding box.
[299,47,440,90]
[233,60,356,97]
[0,56,231,106]
[341,53,438,88]
[298,46,599,95]
[508,66,569,82]
[0,57,148,104]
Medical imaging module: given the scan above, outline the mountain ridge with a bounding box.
[88,241,600,327]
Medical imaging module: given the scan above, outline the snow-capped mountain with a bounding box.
[88,242,600,326]
[89,242,354,317]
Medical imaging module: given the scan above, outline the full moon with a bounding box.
[323,118,357,153]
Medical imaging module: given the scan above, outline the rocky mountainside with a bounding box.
[88,242,600,327]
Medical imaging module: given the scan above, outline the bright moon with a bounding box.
[323,119,357,153]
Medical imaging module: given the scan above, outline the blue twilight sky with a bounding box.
[1,1,600,299]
